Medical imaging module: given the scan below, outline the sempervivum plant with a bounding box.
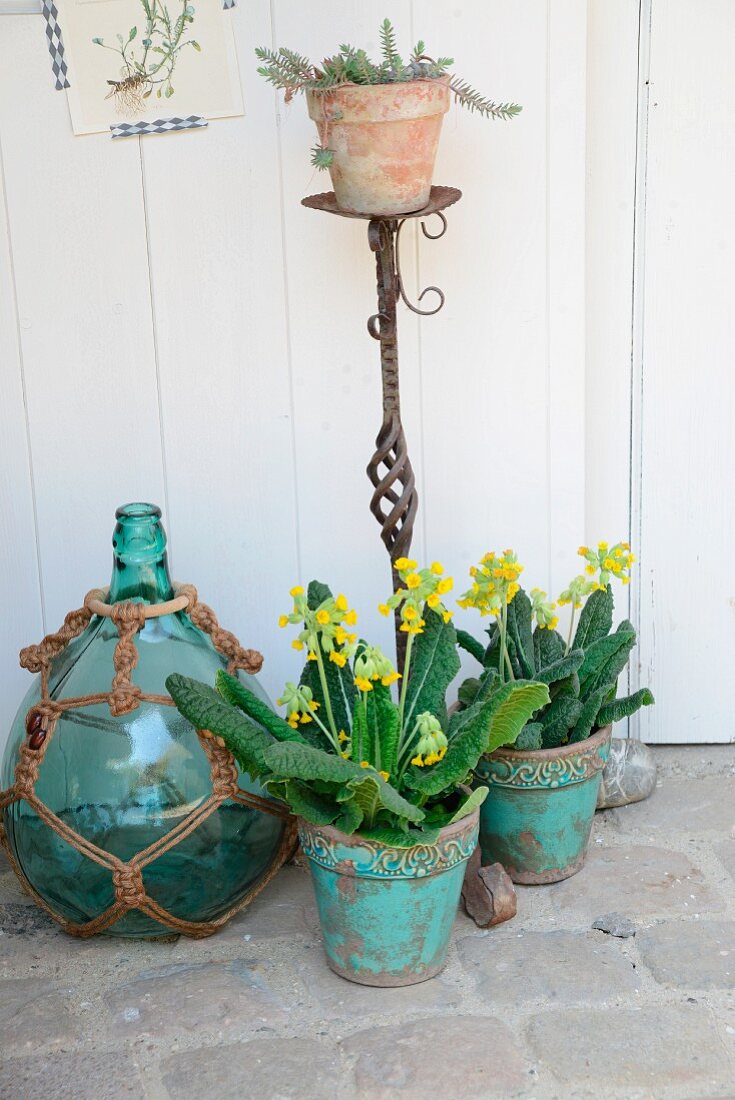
[167,562,548,846]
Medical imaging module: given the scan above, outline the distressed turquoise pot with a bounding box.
[298,810,479,987]
[475,724,612,884]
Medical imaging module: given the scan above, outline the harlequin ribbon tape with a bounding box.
[110,115,208,139]
[41,0,70,90]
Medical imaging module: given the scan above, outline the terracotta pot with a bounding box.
[298,808,478,986]
[475,725,613,884]
[306,79,450,216]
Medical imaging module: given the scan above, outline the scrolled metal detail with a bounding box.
[395,218,446,317]
[298,819,478,880]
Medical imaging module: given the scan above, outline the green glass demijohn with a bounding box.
[1,503,289,938]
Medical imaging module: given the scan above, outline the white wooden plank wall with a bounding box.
[1,0,588,755]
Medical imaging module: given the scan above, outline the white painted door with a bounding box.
[634,0,735,743]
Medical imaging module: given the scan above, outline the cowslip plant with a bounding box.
[255,18,521,169]
[456,542,654,752]
[167,566,549,848]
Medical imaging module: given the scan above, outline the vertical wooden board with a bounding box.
[0,149,43,754]
[637,0,735,742]
[274,0,420,666]
[585,0,641,554]
[139,3,302,702]
[0,18,164,626]
[415,2,585,641]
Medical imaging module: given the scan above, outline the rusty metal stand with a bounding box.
[302,186,462,665]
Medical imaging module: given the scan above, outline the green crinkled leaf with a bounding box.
[579,621,636,696]
[573,585,614,650]
[346,773,424,825]
[597,688,655,727]
[506,590,535,678]
[262,740,360,784]
[569,686,608,743]
[276,779,339,826]
[371,685,401,776]
[533,626,565,670]
[350,698,371,765]
[333,797,363,834]
[515,722,543,751]
[534,649,584,686]
[448,785,488,823]
[456,629,486,666]
[403,609,460,732]
[406,680,550,798]
[457,676,482,709]
[215,670,308,744]
[539,694,583,749]
[358,824,440,848]
[166,674,272,778]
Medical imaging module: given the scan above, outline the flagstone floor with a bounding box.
[1,745,734,1100]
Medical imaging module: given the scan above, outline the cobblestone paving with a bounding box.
[1,746,734,1099]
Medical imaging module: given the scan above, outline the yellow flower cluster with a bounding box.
[530,588,559,630]
[557,575,597,610]
[410,713,448,768]
[578,541,635,588]
[457,550,524,617]
[276,682,322,728]
[353,645,401,694]
[279,585,358,665]
[378,559,453,636]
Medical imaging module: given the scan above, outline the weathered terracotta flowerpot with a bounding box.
[299,808,478,986]
[475,725,612,884]
[306,79,450,216]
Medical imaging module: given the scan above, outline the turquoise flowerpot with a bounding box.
[299,811,478,986]
[475,725,612,884]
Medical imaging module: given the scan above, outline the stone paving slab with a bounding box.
[0,746,735,1099]
[637,920,735,989]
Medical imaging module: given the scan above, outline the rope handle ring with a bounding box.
[84,583,195,621]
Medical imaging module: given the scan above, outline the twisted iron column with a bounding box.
[301,187,462,664]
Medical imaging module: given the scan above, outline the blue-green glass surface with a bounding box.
[1,503,285,937]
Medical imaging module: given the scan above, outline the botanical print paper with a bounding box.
[54,0,243,135]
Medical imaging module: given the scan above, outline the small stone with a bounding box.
[342,1016,527,1097]
[597,737,657,809]
[161,1037,345,1099]
[592,912,637,938]
[462,848,517,928]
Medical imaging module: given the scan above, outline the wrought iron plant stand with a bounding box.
[302,185,462,664]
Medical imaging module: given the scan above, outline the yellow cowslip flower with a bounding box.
[578,546,589,556]
[329,650,347,668]
[316,609,330,626]
[335,594,348,612]
[292,639,304,651]
[394,557,416,571]
[585,564,595,576]
[355,675,373,693]
[411,754,424,767]
[335,626,347,645]
[437,577,453,595]
[278,615,289,628]
[300,712,313,724]
[406,573,421,590]
[507,582,520,603]
[431,562,444,575]
[360,760,371,769]
[603,557,614,570]
[340,750,350,759]
[442,610,453,623]
[382,671,401,686]
[290,586,304,597]
[344,610,358,626]
[378,603,390,616]
[338,730,349,743]
[427,593,440,609]
[598,541,608,552]
[403,605,418,621]
[548,615,559,629]
[307,650,318,661]
[379,770,389,781]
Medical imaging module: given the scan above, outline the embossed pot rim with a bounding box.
[487,723,612,765]
[298,808,479,881]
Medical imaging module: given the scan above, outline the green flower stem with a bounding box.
[397,630,415,737]
[395,719,420,783]
[500,604,514,682]
[305,700,340,753]
[565,606,577,655]
[314,645,339,742]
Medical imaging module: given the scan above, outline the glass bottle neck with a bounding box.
[108,503,174,605]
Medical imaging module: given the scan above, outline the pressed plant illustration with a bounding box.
[92,0,202,113]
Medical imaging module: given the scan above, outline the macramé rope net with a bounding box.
[0,584,297,939]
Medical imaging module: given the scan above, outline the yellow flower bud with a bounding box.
[290,586,304,597]
[431,562,444,575]
[278,615,289,628]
